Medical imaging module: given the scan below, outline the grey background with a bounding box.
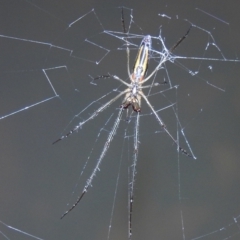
[1,0,240,239]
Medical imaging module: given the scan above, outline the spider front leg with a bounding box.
[121,7,131,79]
[141,26,191,85]
[170,26,192,52]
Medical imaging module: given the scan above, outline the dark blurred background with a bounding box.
[1,0,240,239]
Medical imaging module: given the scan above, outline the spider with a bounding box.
[54,8,192,239]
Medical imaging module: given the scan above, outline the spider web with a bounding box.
[1,0,240,240]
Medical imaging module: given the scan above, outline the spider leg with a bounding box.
[139,91,192,157]
[140,80,168,89]
[112,75,131,87]
[93,9,131,90]
[141,26,191,85]
[128,112,140,239]
[121,7,127,34]
[61,107,124,219]
[170,26,192,52]
[141,54,168,84]
[53,89,129,144]
[121,7,131,79]
[94,74,131,87]
[94,74,111,80]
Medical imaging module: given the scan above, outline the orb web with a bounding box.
[0,1,240,240]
